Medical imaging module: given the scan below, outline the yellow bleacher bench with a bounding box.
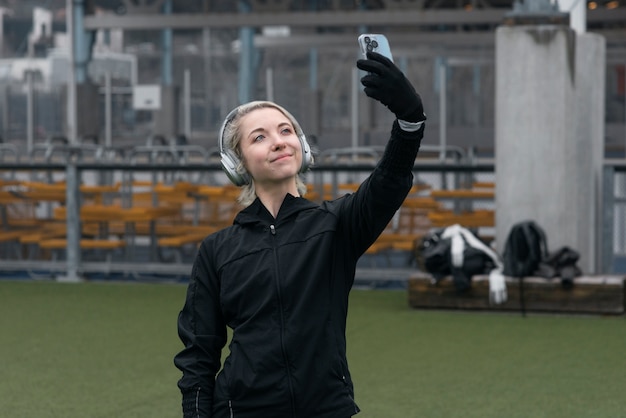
[39,239,126,251]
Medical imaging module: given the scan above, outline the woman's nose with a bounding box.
[271,136,286,150]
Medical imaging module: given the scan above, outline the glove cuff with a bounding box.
[397,104,426,123]
[398,119,425,132]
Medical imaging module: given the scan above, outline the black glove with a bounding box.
[356,51,426,123]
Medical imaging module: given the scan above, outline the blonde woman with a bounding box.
[174,51,426,418]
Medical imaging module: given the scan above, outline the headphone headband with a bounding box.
[218,107,239,155]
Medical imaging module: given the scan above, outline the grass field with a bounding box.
[1,279,625,418]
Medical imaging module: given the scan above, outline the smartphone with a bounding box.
[358,34,394,63]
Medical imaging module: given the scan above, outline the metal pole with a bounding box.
[308,47,321,139]
[238,0,254,104]
[26,69,34,154]
[309,48,318,91]
[202,28,211,130]
[266,67,274,102]
[74,0,87,84]
[105,69,112,148]
[0,8,5,55]
[129,54,138,86]
[1,86,8,143]
[66,0,77,145]
[438,58,448,190]
[351,67,359,152]
[162,0,173,86]
[60,162,81,282]
[438,59,447,162]
[184,68,191,139]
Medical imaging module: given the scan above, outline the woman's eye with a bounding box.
[281,128,293,135]
[253,135,265,142]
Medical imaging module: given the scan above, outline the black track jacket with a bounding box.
[174,121,424,418]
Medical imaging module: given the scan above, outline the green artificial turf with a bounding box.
[1,280,624,418]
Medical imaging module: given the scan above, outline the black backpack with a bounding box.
[535,246,583,289]
[502,221,550,316]
[502,221,548,278]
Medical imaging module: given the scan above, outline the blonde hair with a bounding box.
[222,101,310,207]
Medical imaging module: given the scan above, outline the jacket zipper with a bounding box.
[228,400,234,418]
[269,223,297,417]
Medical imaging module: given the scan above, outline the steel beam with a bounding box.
[245,30,625,55]
[83,9,626,31]
[83,9,506,30]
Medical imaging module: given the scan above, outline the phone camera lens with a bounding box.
[366,44,373,52]
[371,40,378,48]
[364,36,371,43]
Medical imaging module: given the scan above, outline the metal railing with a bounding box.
[2,142,624,280]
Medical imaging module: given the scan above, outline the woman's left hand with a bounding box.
[357,51,426,123]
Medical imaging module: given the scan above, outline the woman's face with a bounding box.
[238,107,302,187]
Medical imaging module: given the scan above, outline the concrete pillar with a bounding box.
[495,24,605,274]
[576,33,606,273]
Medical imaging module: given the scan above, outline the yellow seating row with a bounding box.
[0,181,235,260]
[2,179,496,261]
[365,183,496,256]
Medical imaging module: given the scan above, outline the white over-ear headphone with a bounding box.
[218,102,312,187]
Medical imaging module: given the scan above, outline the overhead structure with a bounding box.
[83,8,624,31]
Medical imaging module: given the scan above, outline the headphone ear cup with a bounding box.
[299,134,312,173]
[221,149,250,186]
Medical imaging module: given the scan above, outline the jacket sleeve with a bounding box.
[338,120,424,256]
[174,239,227,418]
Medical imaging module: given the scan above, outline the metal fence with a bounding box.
[2,141,626,281]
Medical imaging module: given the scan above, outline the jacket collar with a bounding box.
[234,193,318,226]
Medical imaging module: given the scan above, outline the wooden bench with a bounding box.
[426,188,495,231]
[427,209,495,228]
[156,227,215,262]
[0,229,28,258]
[157,227,215,248]
[39,239,126,251]
[429,189,494,200]
[19,228,67,245]
[102,222,196,237]
[365,196,436,256]
[366,232,423,254]
[472,181,495,189]
[193,185,241,228]
[408,274,625,315]
[0,230,26,243]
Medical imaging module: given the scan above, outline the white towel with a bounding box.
[441,224,507,304]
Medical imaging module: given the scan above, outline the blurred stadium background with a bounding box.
[0,0,624,152]
[1,4,625,417]
[0,0,625,281]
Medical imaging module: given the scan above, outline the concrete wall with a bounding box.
[495,24,605,274]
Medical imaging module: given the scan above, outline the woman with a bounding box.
[174,51,426,418]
